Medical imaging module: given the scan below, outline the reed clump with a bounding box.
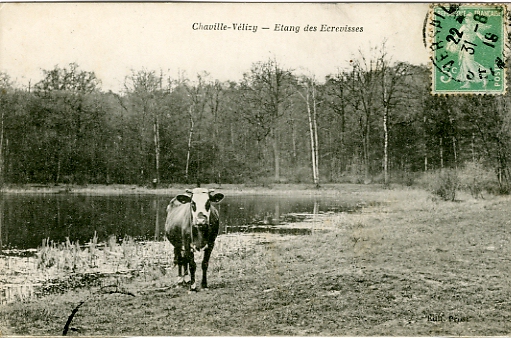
[35,233,174,276]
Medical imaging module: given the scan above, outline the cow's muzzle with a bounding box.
[195,213,208,225]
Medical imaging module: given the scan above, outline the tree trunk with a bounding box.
[273,127,280,181]
[382,65,389,186]
[452,134,457,170]
[139,103,148,184]
[381,65,389,186]
[212,98,220,184]
[449,113,457,170]
[291,118,297,164]
[440,136,444,170]
[364,116,370,179]
[383,107,389,185]
[306,91,318,187]
[340,92,346,174]
[312,84,320,187]
[185,107,194,182]
[300,83,319,187]
[153,113,160,184]
[0,108,4,187]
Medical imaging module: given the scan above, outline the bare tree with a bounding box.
[239,58,295,181]
[297,75,320,188]
[206,80,225,183]
[348,53,380,181]
[124,69,163,184]
[325,71,350,180]
[379,45,412,185]
[185,106,194,182]
[0,73,12,187]
[184,73,209,185]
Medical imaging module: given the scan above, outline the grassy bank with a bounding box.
[1,187,511,335]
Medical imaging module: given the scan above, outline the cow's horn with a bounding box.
[208,189,215,193]
[186,189,193,194]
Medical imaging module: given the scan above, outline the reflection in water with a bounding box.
[154,199,160,241]
[1,283,35,305]
[0,194,364,250]
[312,200,319,233]
[275,202,280,225]
[0,196,3,252]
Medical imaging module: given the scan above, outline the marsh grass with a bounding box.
[1,230,284,304]
[1,233,177,304]
[35,233,176,276]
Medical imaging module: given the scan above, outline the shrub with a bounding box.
[390,170,417,186]
[418,169,459,201]
[486,182,511,195]
[457,160,497,198]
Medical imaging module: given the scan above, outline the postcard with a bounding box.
[0,2,510,336]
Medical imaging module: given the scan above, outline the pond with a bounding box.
[0,194,364,251]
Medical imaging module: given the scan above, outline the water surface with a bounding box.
[0,194,363,250]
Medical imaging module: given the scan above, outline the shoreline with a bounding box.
[0,182,391,197]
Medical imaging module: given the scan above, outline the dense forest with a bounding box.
[0,45,510,192]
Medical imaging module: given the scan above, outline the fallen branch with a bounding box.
[62,300,85,336]
[62,287,136,335]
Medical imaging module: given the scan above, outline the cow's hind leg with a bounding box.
[201,243,214,289]
[183,247,190,283]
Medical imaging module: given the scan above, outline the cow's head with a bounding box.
[175,188,224,227]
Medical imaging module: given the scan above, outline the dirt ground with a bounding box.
[1,186,511,336]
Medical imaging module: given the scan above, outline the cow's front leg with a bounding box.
[201,243,214,289]
[186,249,197,291]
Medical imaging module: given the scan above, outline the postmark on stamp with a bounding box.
[428,4,506,94]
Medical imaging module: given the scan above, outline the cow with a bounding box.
[165,188,224,291]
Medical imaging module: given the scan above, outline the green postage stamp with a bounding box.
[429,4,506,94]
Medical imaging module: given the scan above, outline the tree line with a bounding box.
[0,46,510,191]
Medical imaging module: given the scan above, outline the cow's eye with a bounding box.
[205,200,211,211]
[191,201,197,212]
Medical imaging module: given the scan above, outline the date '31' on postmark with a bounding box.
[428,4,506,94]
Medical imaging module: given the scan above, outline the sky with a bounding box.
[0,3,430,92]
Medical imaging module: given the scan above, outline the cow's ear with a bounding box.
[176,194,192,204]
[209,193,224,203]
